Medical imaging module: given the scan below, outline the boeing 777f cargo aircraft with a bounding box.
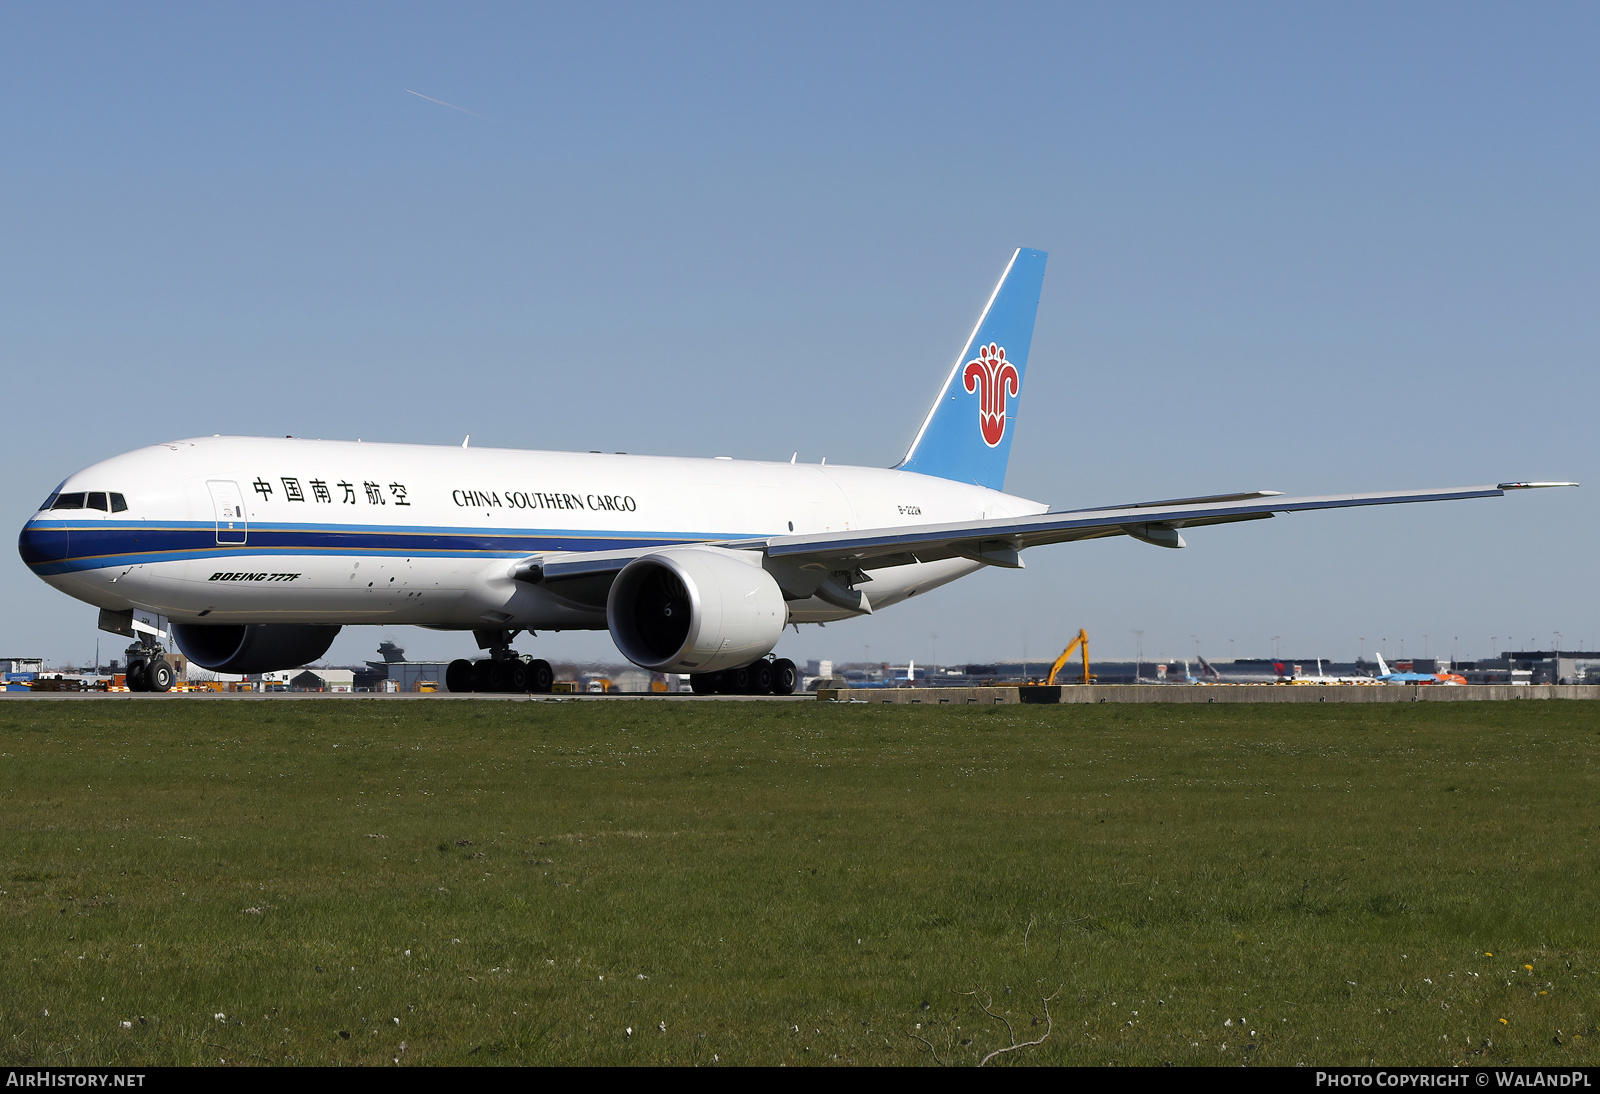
[17,249,1576,694]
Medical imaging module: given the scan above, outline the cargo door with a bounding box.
[208,480,248,545]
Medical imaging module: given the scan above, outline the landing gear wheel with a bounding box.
[146,659,174,693]
[125,660,148,692]
[748,660,775,695]
[506,660,530,693]
[528,659,554,694]
[722,665,750,694]
[690,673,717,695]
[771,658,798,696]
[471,659,495,692]
[446,659,474,693]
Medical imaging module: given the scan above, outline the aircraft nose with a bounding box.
[18,516,70,569]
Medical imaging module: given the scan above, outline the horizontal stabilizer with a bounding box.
[1079,489,1283,512]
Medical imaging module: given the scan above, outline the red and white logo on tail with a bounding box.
[962,343,1019,447]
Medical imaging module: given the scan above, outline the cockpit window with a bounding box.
[45,491,126,512]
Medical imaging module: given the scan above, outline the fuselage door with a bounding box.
[208,480,248,545]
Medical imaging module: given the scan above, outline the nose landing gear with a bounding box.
[123,640,174,693]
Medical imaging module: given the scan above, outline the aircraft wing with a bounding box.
[752,484,1541,569]
[514,482,1572,607]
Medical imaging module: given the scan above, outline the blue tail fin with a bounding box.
[895,248,1047,491]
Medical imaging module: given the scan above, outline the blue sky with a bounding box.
[4,2,1596,668]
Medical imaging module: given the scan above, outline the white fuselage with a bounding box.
[21,436,1048,632]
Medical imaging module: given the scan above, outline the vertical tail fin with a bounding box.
[1375,652,1391,676]
[895,248,1047,491]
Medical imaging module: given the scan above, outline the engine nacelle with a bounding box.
[607,547,785,673]
[172,623,342,674]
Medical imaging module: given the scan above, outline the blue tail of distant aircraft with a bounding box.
[895,248,1047,492]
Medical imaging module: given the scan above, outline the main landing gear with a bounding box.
[446,655,554,694]
[446,628,554,694]
[689,657,799,696]
[123,640,174,693]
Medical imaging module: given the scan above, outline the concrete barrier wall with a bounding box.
[817,684,1600,705]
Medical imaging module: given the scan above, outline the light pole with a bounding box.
[1133,630,1144,683]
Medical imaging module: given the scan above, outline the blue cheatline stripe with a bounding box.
[19,522,757,577]
[22,517,711,537]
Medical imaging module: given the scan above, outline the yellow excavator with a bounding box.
[1046,629,1093,685]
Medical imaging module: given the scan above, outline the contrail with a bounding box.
[404,88,484,118]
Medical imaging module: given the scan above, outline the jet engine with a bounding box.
[172,623,342,674]
[606,547,785,674]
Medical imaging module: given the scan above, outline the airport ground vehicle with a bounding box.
[1046,629,1093,685]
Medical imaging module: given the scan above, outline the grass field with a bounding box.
[1,697,1597,1066]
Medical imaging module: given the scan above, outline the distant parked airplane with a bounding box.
[1196,656,1280,683]
[1373,653,1467,685]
